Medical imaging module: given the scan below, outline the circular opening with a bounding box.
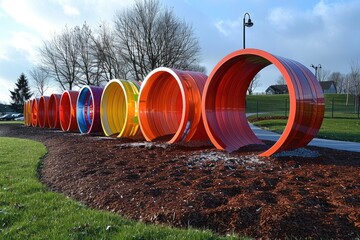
[139,71,183,142]
[202,49,324,156]
[31,98,38,127]
[48,94,61,128]
[60,92,71,131]
[37,96,49,128]
[77,87,93,133]
[101,80,140,137]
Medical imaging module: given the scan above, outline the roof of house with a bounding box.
[266,84,288,93]
[319,81,335,90]
[267,81,336,93]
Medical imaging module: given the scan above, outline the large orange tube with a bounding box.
[24,100,31,126]
[37,96,50,128]
[202,48,325,156]
[101,80,141,138]
[48,94,62,129]
[77,86,104,134]
[59,90,79,132]
[139,67,208,143]
[31,98,39,127]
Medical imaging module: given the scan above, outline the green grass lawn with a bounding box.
[0,137,242,240]
[253,118,360,142]
[246,93,359,119]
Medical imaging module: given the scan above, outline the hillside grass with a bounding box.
[253,118,360,142]
[246,93,359,118]
[0,137,243,240]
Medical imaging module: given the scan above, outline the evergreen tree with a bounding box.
[9,73,32,112]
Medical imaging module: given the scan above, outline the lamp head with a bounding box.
[245,18,254,27]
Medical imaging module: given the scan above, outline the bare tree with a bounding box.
[92,23,128,82]
[317,68,330,82]
[328,72,345,94]
[248,74,261,95]
[114,0,204,81]
[276,75,285,85]
[347,60,360,109]
[39,26,80,90]
[29,66,50,96]
[74,23,105,86]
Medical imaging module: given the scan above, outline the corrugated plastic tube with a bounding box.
[138,67,208,143]
[31,98,39,127]
[48,94,62,129]
[202,48,325,156]
[100,79,141,137]
[77,86,104,134]
[24,100,32,126]
[60,90,79,132]
[37,96,50,128]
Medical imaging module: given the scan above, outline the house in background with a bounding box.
[265,84,288,94]
[266,81,337,95]
[319,81,337,94]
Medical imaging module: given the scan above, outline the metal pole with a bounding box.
[332,97,334,118]
[243,17,246,49]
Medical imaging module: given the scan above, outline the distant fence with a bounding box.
[246,94,360,119]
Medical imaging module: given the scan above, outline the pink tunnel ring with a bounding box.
[60,90,79,132]
[48,94,62,129]
[139,67,208,143]
[76,86,104,134]
[38,96,50,128]
[202,48,325,156]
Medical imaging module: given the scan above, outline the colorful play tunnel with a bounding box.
[60,90,79,132]
[48,94,62,129]
[138,67,208,143]
[77,86,104,134]
[202,48,325,156]
[23,48,325,156]
[100,79,141,138]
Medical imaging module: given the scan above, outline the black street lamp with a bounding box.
[310,64,322,80]
[243,12,254,49]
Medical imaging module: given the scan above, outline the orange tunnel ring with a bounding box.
[31,98,39,127]
[48,94,62,129]
[138,67,208,143]
[60,90,79,132]
[202,48,325,156]
[100,79,141,138]
[38,96,50,128]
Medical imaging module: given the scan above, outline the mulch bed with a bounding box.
[1,124,359,239]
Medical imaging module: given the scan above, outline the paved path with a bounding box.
[250,123,360,153]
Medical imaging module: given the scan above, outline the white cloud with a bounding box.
[63,4,80,16]
[268,7,296,31]
[214,16,242,36]
[0,76,11,104]
[1,0,56,36]
[9,32,41,63]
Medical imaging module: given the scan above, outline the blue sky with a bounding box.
[1,0,360,104]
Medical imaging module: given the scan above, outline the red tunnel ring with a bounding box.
[139,67,208,143]
[48,94,62,129]
[38,96,50,128]
[60,90,79,132]
[31,98,39,127]
[202,48,325,157]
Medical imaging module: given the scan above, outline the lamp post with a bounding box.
[310,64,322,80]
[243,12,253,49]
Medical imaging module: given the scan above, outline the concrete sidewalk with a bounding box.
[250,123,360,153]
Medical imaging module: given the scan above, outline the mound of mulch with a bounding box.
[1,124,359,239]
